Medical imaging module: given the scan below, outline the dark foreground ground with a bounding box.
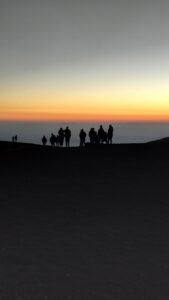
[0,141,169,299]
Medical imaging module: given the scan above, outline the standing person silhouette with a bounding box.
[107,125,114,144]
[98,125,105,143]
[58,128,64,146]
[50,133,55,146]
[89,128,97,144]
[64,126,71,147]
[42,135,47,146]
[55,135,60,147]
[79,129,86,147]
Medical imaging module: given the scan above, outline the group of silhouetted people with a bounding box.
[42,125,114,147]
[42,126,71,147]
[89,125,113,144]
[12,135,18,143]
[79,125,113,146]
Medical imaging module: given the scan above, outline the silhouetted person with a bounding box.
[12,136,15,142]
[103,131,108,143]
[64,126,71,147]
[55,135,60,147]
[50,133,56,146]
[89,128,97,144]
[95,133,100,144]
[79,129,86,147]
[42,135,47,146]
[14,135,18,142]
[98,125,105,143]
[58,128,64,146]
[107,125,114,144]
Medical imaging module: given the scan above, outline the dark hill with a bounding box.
[148,136,169,144]
[1,139,169,164]
[0,139,169,299]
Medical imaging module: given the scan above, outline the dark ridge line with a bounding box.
[1,136,169,148]
[0,140,149,148]
[0,137,169,152]
[147,136,169,143]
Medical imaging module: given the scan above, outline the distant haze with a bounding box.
[1,121,169,146]
[0,0,169,121]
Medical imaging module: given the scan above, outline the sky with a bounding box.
[0,0,169,122]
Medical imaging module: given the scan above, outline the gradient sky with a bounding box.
[1,0,169,121]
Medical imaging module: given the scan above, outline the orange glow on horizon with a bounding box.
[1,110,169,122]
[1,79,169,122]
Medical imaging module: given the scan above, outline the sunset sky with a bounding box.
[1,0,169,122]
